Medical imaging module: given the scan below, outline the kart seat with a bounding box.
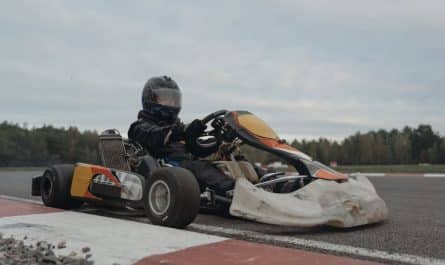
[98,129,130,171]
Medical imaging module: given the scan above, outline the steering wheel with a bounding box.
[201,109,228,126]
[190,109,228,150]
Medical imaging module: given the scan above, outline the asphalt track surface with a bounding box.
[1,169,444,264]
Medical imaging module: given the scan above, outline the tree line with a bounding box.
[290,124,445,165]
[0,122,99,167]
[244,124,445,165]
[0,121,444,166]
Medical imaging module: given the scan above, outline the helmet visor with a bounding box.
[151,88,182,108]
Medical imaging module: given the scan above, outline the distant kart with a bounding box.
[32,110,388,228]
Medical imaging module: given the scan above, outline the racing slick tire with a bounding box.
[40,164,83,209]
[144,167,200,228]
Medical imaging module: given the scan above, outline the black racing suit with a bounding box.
[128,110,234,195]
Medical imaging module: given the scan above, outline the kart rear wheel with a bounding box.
[144,167,200,228]
[40,164,83,209]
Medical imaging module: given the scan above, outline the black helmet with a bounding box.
[142,76,182,122]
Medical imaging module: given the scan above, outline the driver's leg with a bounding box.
[180,160,234,196]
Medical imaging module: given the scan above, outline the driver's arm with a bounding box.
[128,119,184,150]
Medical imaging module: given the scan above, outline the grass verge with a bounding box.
[336,164,445,173]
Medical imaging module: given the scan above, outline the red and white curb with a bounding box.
[188,224,445,265]
[0,198,384,265]
[351,173,445,178]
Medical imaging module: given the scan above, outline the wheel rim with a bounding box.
[41,174,53,200]
[148,180,171,216]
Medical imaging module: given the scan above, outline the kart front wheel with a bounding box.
[40,164,83,209]
[144,167,200,228]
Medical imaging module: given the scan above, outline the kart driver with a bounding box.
[128,75,234,196]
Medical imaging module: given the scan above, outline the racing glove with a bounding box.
[185,119,207,138]
[211,117,225,130]
[185,119,220,157]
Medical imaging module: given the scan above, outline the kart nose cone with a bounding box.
[229,176,388,228]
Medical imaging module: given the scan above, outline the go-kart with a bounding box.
[32,110,388,228]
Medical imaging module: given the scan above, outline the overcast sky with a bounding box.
[1,1,444,140]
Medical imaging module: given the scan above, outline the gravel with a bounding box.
[0,233,94,265]
[81,247,90,254]
[57,241,67,249]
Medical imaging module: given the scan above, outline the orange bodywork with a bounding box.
[257,137,298,152]
[234,112,348,181]
[90,165,120,185]
[70,163,120,199]
[313,169,348,180]
[235,112,305,153]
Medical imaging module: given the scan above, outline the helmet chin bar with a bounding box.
[145,103,181,122]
